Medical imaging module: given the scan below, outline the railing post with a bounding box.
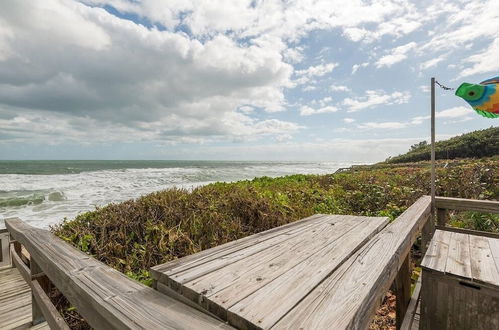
[395,255,411,329]
[31,258,50,325]
[436,208,447,227]
[421,215,434,255]
[0,230,11,269]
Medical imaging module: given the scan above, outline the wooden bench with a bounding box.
[420,229,499,329]
[152,196,432,329]
[5,218,234,330]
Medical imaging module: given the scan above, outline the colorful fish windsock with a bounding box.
[455,77,499,118]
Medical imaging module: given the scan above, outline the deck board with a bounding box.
[273,197,431,329]
[152,214,391,329]
[421,229,499,287]
[0,267,49,330]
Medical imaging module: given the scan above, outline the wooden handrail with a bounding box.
[435,196,499,227]
[5,218,233,330]
[435,196,499,213]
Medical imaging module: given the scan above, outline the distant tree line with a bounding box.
[386,126,499,163]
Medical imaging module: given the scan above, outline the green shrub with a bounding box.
[52,157,498,282]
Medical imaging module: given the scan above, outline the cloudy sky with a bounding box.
[0,0,497,161]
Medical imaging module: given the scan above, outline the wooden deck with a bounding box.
[152,196,432,330]
[0,267,49,330]
[2,195,496,330]
[5,218,235,330]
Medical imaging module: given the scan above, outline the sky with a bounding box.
[0,0,497,162]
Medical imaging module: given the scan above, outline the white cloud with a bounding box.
[411,106,475,124]
[352,62,369,74]
[343,118,355,123]
[170,137,429,162]
[299,105,338,116]
[357,121,408,129]
[0,0,297,144]
[331,85,350,92]
[343,90,411,112]
[420,57,445,71]
[375,42,417,68]
[460,38,499,78]
[352,106,475,130]
[295,62,338,78]
[302,85,317,92]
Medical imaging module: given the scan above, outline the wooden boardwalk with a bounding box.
[1,195,495,330]
[0,267,49,330]
[152,196,432,330]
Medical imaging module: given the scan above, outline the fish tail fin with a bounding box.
[474,109,499,118]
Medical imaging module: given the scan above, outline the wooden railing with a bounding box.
[2,196,496,330]
[400,196,499,330]
[435,196,499,225]
[4,218,232,330]
[375,196,432,329]
[0,228,11,270]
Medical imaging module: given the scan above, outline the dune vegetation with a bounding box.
[52,156,498,285]
[386,126,498,163]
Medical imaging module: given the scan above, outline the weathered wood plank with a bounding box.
[436,208,447,227]
[6,218,234,330]
[435,225,499,239]
[225,216,388,329]
[183,216,376,300]
[435,196,499,213]
[0,267,33,330]
[31,279,70,330]
[272,195,431,330]
[10,245,31,288]
[420,229,452,273]
[420,270,499,330]
[152,214,328,281]
[170,216,329,286]
[488,237,499,272]
[469,235,498,286]
[0,230,11,269]
[400,275,421,330]
[445,232,472,280]
[395,255,411,329]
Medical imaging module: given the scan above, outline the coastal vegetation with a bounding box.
[53,156,498,285]
[386,126,498,163]
[50,129,498,328]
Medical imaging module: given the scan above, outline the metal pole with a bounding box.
[431,77,436,215]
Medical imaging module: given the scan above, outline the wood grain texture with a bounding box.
[435,225,499,239]
[446,232,471,280]
[421,229,452,273]
[153,213,392,330]
[469,235,498,287]
[31,279,70,330]
[0,267,32,330]
[5,218,234,330]
[10,244,30,284]
[400,275,421,330]
[420,270,499,330]
[435,196,499,213]
[0,230,11,269]
[272,195,431,330]
[226,216,388,329]
[422,229,499,288]
[395,256,411,329]
[151,214,328,282]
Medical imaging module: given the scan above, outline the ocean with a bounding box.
[0,160,352,229]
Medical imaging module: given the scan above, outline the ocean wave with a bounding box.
[0,190,66,207]
[0,161,353,229]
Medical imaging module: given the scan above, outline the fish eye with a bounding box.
[468,91,475,96]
